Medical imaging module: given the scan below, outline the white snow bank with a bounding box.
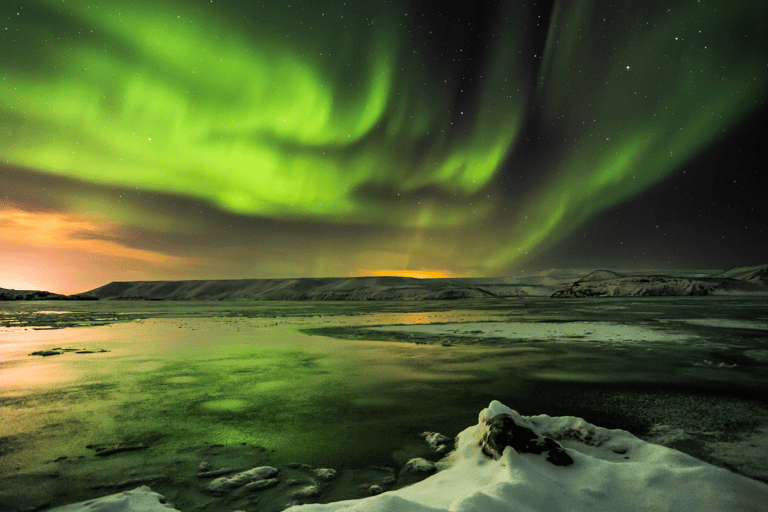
[287,401,768,512]
[47,486,178,512]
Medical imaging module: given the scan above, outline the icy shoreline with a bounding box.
[49,401,768,512]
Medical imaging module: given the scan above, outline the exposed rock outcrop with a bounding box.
[481,414,574,467]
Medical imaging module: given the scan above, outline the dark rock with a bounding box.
[287,463,314,470]
[481,414,573,467]
[197,468,235,479]
[29,350,63,357]
[86,443,149,456]
[113,474,166,488]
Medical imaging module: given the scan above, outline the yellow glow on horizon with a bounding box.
[364,269,454,279]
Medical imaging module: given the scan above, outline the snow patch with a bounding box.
[46,486,178,512]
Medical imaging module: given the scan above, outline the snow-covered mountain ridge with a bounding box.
[4,263,765,300]
[552,263,768,297]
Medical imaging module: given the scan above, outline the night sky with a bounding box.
[2,0,766,294]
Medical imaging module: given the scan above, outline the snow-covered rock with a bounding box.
[205,466,278,493]
[285,400,768,511]
[314,468,338,481]
[402,458,437,474]
[421,431,451,453]
[46,486,178,512]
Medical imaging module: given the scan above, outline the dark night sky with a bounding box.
[1,0,766,293]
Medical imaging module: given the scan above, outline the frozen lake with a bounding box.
[1,297,767,511]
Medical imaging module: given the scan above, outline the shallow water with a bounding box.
[1,297,767,511]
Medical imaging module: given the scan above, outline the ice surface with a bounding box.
[682,319,768,331]
[285,401,768,512]
[371,321,691,344]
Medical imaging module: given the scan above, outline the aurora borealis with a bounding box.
[1,0,766,293]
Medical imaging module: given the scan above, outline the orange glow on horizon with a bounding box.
[364,269,455,279]
[0,207,183,266]
[0,206,190,294]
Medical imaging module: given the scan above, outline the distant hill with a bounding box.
[714,263,768,285]
[577,270,626,282]
[0,287,97,301]
[17,264,767,301]
[78,277,560,301]
[552,264,768,298]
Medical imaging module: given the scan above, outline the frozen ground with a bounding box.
[1,297,767,511]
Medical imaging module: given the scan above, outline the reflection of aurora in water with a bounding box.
[2,299,768,511]
[1,0,766,275]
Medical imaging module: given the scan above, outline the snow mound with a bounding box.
[46,486,178,512]
[287,401,768,512]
